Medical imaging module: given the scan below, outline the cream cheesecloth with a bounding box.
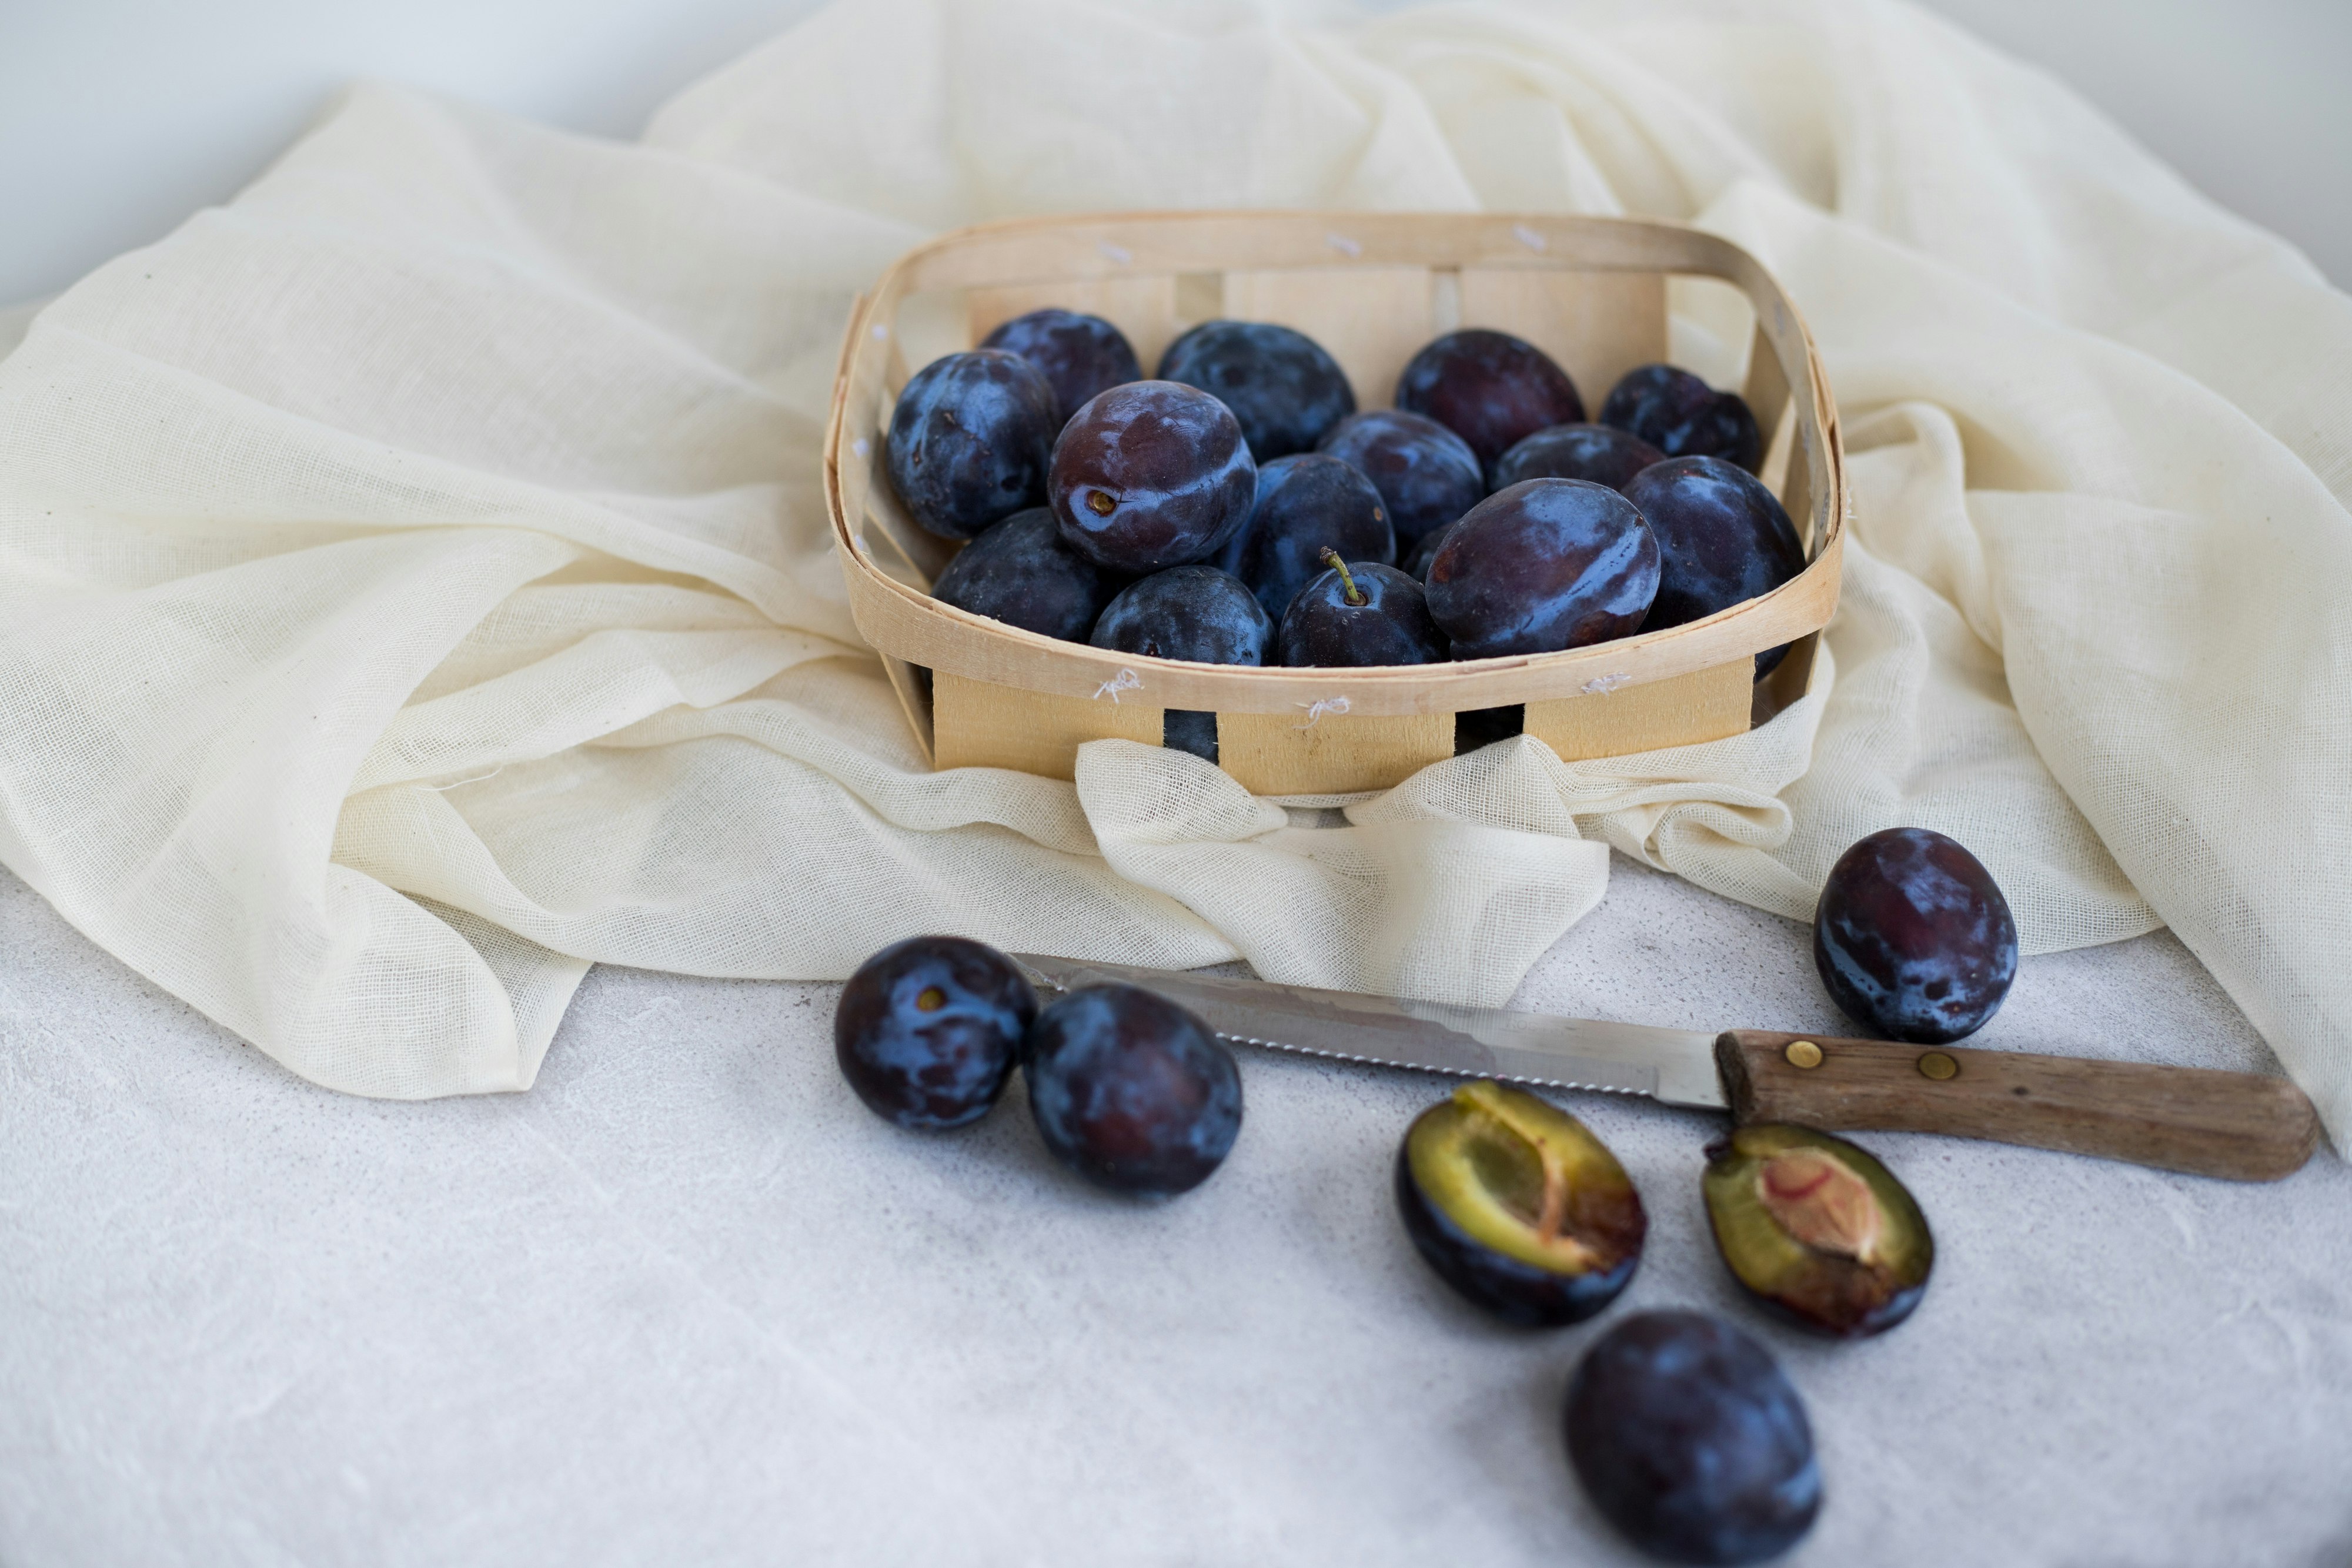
[0,0,2344,1141]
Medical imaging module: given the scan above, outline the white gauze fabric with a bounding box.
[0,0,2345,1141]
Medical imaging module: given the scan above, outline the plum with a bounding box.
[1214,453,1395,624]
[1620,457,1806,678]
[1565,1310,1822,1565]
[886,349,1061,540]
[1394,329,1585,473]
[1424,479,1659,660]
[1090,566,1272,764]
[1402,521,1452,583]
[834,935,1038,1131]
[1051,380,1257,574]
[1394,1081,1645,1327]
[1278,553,1448,668]
[1601,363,1763,473]
[1703,1124,1933,1339]
[1025,984,1243,1195]
[1813,827,2018,1043]
[1157,320,1355,461]
[1317,409,1485,547]
[980,307,1142,428]
[1490,422,1665,494]
[931,507,1125,642]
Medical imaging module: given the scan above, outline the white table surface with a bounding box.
[4,845,2346,1567]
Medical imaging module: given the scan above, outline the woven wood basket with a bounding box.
[823,211,1846,795]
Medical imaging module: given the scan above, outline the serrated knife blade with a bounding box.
[1008,954,1726,1110]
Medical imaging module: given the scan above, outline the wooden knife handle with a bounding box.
[1715,1030,2321,1182]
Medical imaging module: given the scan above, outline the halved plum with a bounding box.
[1395,1081,1645,1327]
[1702,1124,1933,1338]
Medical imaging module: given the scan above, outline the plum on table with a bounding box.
[833,935,1038,1131]
[1490,422,1665,494]
[1619,456,1806,677]
[1601,363,1764,473]
[1089,565,1272,763]
[1394,329,1585,474]
[1050,380,1257,575]
[1394,1081,1645,1327]
[1157,320,1356,462]
[1424,478,1659,660]
[886,349,1061,540]
[1316,408,1485,547]
[1214,453,1395,624]
[1565,1310,1822,1565]
[931,507,1125,642]
[1812,827,2018,1043]
[981,307,1143,428]
[1277,552,1447,668]
[1025,983,1243,1195]
[1703,1124,1933,1339]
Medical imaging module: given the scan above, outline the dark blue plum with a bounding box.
[1424,479,1659,660]
[1317,409,1485,547]
[1565,1311,1822,1566]
[1025,984,1243,1195]
[1395,329,1585,473]
[931,507,1125,643]
[1278,555,1447,668]
[1395,1082,1645,1328]
[834,936,1038,1131]
[1050,380,1257,574]
[980,308,1143,429]
[1157,320,1356,461]
[1813,827,2017,1044]
[1214,453,1395,624]
[886,349,1060,540]
[1403,521,1453,583]
[1090,566,1272,764]
[1622,456,1808,678]
[1602,363,1763,473]
[1491,422,1665,493]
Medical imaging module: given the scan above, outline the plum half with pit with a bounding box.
[1090,565,1272,763]
[1214,453,1395,624]
[1703,1124,1933,1339]
[1394,1081,1645,1327]
[1025,983,1243,1195]
[1317,409,1485,548]
[1490,422,1665,494]
[1050,380,1257,575]
[1394,329,1585,474]
[1424,479,1659,660]
[1157,320,1356,461]
[1602,363,1764,473]
[1813,827,2018,1043]
[980,307,1142,428]
[886,349,1061,540]
[1565,1310,1822,1566]
[1620,456,1807,678]
[931,507,1125,643]
[833,935,1038,1131]
[1279,553,1448,668]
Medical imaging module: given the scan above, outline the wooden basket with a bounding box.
[823,211,1845,795]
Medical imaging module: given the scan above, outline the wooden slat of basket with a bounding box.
[932,671,1161,778]
[1525,661,1753,761]
[1217,709,1454,795]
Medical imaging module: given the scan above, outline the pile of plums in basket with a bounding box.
[834,935,1242,1196]
[890,311,1805,737]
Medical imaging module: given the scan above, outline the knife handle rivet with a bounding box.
[1784,1040,1823,1069]
[1917,1051,1960,1081]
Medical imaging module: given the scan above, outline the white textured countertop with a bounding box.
[2,855,2344,1566]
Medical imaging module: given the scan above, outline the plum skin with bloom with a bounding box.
[981,307,1143,428]
[1025,984,1244,1195]
[1317,408,1485,547]
[1050,380,1257,574]
[931,507,1125,643]
[1157,319,1357,461]
[886,349,1061,541]
[1214,452,1395,624]
[833,935,1039,1131]
[1424,478,1659,660]
[1812,826,2019,1043]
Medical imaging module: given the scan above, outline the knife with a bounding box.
[1008,954,2321,1183]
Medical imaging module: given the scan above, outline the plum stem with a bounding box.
[1320,547,1365,606]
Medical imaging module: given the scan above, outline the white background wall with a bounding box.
[1,0,2346,307]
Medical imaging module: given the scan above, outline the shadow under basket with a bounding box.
[823,211,1846,797]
